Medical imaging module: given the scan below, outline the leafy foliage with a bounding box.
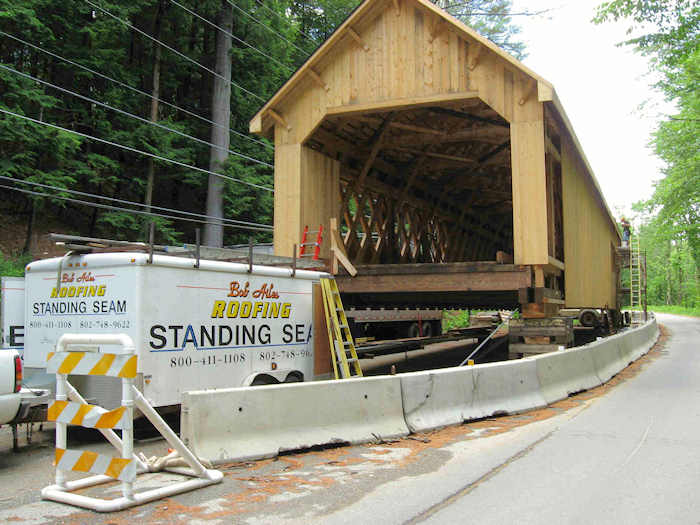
[596,0,699,306]
[1,0,528,252]
[435,0,527,58]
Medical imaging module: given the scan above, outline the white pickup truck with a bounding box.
[0,349,21,425]
[2,276,50,436]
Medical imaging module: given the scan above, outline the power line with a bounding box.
[0,30,273,150]
[0,64,271,165]
[0,175,272,229]
[251,0,320,48]
[169,0,294,74]
[1,183,272,232]
[224,0,310,57]
[0,108,274,192]
[0,184,273,232]
[85,0,266,103]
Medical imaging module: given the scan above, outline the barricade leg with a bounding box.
[55,373,68,489]
[121,377,134,500]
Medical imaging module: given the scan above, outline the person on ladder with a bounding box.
[620,217,631,247]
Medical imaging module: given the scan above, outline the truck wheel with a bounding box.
[579,309,599,328]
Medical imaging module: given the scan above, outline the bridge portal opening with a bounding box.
[305,98,513,265]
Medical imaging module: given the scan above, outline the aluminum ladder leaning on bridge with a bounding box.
[629,235,642,309]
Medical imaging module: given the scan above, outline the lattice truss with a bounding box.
[307,100,516,264]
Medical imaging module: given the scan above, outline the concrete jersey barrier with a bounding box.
[181,318,659,463]
[533,344,601,405]
[181,375,408,465]
[401,359,546,433]
[402,318,658,433]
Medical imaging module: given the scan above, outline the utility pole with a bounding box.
[144,0,166,238]
[204,0,233,247]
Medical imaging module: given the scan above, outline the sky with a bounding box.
[509,0,671,218]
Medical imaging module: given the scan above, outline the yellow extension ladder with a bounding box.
[320,277,363,379]
[629,235,642,309]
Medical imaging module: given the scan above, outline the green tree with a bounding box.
[595,0,699,305]
[436,0,527,58]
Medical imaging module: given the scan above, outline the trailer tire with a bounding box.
[251,374,278,386]
[284,372,303,383]
[407,321,432,338]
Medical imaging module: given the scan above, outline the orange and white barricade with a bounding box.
[41,333,222,512]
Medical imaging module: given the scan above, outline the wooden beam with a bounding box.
[336,266,532,293]
[326,91,479,117]
[547,256,565,271]
[268,109,291,131]
[477,140,511,164]
[399,153,429,205]
[379,128,509,148]
[428,106,509,128]
[347,27,369,51]
[249,113,262,134]
[330,217,357,276]
[307,68,329,92]
[391,147,478,164]
[356,112,396,188]
[545,134,561,162]
[340,167,502,245]
[354,116,445,136]
[519,77,538,106]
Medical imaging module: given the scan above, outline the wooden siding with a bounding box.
[561,136,619,308]
[274,144,339,259]
[269,2,550,265]
[271,2,537,147]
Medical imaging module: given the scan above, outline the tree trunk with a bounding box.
[204,1,233,248]
[144,0,166,238]
[22,200,36,255]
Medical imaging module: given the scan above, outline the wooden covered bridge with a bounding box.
[250,0,621,321]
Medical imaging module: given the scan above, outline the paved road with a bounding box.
[0,313,693,524]
[333,313,700,525]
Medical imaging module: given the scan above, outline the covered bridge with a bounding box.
[250,0,621,317]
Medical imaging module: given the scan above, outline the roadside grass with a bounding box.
[0,251,30,277]
[443,310,470,331]
[643,304,700,318]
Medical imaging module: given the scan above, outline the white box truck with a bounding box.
[1,276,24,359]
[24,252,329,409]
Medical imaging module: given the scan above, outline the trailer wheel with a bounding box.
[285,372,303,383]
[407,321,431,338]
[251,374,278,386]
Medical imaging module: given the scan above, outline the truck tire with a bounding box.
[579,309,599,328]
